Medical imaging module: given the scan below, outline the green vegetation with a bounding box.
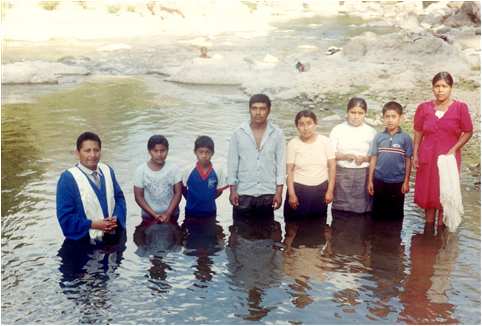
[38,1,59,11]
[107,4,121,14]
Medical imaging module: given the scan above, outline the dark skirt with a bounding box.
[283,181,328,222]
[332,166,372,213]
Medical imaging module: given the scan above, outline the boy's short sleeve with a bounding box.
[369,134,380,156]
[404,133,414,157]
[216,167,228,190]
[172,165,182,184]
[133,164,145,188]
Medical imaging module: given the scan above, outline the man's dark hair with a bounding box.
[147,135,169,151]
[249,93,271,109]
[194,135,215,153]
[76,131,101,151]
[382,101,403,116]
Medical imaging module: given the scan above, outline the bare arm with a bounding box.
[134,186,159,219]
[160,182,182,222]
[402,157,412,194]
[412,130,422,168]
[367,156,377,196]
[286,163,298,209]
[448,131,473,155]
[325,158,336,203]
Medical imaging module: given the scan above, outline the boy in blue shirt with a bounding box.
[368,101,413,220]
[182,136,227,220]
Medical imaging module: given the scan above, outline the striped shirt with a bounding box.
[370,128,413,183]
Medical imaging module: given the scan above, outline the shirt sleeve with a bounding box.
[56,171,92,240]
[133,164,144,188]
[110,166,127,229]
[181,166,192,187]
[405,134,414,157]
[413,103,425,132]
[324,137,336,159]
[459,102,473,132]
[329,126,339,151]
[367,127,377,155]
[216,167,228,190]
[172,165,182,184]
[286,138,296,164]
[275,129,286,185]
[227,131,239,186]
[369,134,379,156]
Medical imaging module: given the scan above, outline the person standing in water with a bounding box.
[227,93,285,221]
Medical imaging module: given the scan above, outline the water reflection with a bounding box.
[399,225,459,324]
[182,217,225,285]
[226,215,283,321]
[283,217,328,309]
[133,221,181,290]
[367,218,406,319]
[326,210,372,313]
[57,230,127,324]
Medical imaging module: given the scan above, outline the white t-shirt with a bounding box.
[286,134,336,186]
[134,161,182,217]
[329,121,377,169]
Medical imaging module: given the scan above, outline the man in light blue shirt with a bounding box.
[227,94,285,220]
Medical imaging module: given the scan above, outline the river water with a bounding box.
[2,16,480,324]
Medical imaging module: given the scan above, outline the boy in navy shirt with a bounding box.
[368,102,413,220]
[182,136,227,220]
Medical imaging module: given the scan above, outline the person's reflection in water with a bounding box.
[57,229,127,324]
[133,220,181,286]
[367,217,406,319]
[226,213,283,321]
[326,210,372,313]
[283,217,328,309]
[399,224,459,324]
[182,216,225,286]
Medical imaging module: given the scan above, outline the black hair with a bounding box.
[346,97,368,112]
[432,71,454,87]
[294,110,318,125]
[249,93,271,109]
[382,101,403,116]
[147,135,169,151]
[76,131,101,151]
[194,135,214,153]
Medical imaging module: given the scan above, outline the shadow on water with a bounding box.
[226,213,283,321]
[399,224,459,324]
[57,230,127,324]
[182,217,225,285]
[133,221,182,292]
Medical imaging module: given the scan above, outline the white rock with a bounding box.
[97,43,132,52]
[321,114,342,121]
[2,61,89,84]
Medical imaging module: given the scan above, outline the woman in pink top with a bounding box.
[413,72,473,226]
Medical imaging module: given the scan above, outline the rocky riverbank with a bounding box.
[2,1,480,169]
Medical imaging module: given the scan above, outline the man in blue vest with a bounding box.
[56,131,126,241]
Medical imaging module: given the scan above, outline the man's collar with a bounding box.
[77,162,100,174]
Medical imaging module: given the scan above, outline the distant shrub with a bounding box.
[39,1,60,11]
[127,5,136,13]
[76,1,89,10]
[107,4,121,14]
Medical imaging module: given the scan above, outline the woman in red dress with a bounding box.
[413,72,473,226]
